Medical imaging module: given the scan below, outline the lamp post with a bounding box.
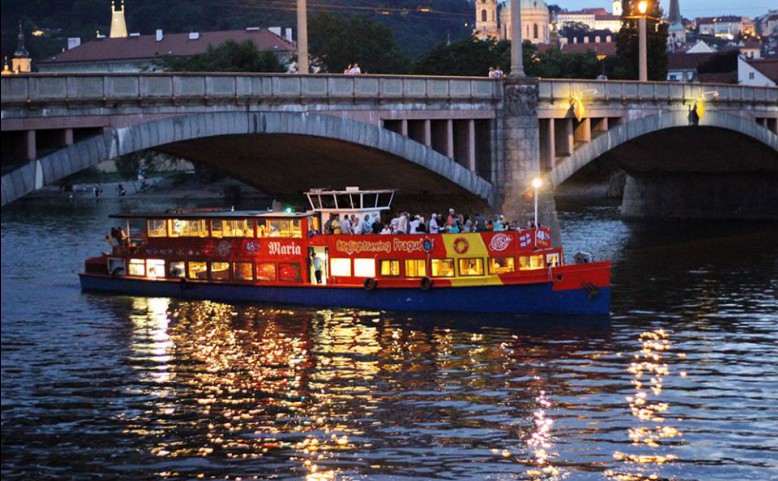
[532,177,542,228]
[297,0,309,74]
[637,0,648,82]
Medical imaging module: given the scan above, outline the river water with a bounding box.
[2,195,777,481]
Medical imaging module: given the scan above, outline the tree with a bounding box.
[559,21,592,37]
[308,12,410,74]
[155,39,287,73]
[530,48,602,79]
[614,0,668,80]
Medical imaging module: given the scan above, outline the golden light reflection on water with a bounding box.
[605,329,684,481]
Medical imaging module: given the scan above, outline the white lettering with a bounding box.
[268,241,301,256]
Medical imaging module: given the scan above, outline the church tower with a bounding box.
[12,22,31,74]
[667,0,686,48]
[612,0,622,17]
[109,0,128,38]
[474,0,500,40]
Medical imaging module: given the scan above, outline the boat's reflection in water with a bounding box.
[120,297,682,480]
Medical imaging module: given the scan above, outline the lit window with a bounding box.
[458,258,484,276]
[168,261,185,278]
[146,259,165,278]
[380,260,400,276]
[234,262,253,281]
[188,261,207,279]
[546,253,560,267]
[279,263,301,283]
[354,258,376,278]
[262,219,302,238]
[431,258,455,277]
[213,219,253,238]
[405,259,427,277]
[128,258,146,276]
[210,261,230,280]
[147,219,167,237]
[169,219,208,237]
[519,255,545,270]
[257,263,276,281]
[489,257,515,274]
[330,258,352,277]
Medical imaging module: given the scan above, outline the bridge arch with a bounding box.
[548,110,778,188]
[2,111,494,207]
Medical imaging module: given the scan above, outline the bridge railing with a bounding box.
[538,79,778,107]
[1,73,501,107]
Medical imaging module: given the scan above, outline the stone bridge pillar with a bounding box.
[500,79,560,244]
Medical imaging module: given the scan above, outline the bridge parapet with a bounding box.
[1,73,502,110]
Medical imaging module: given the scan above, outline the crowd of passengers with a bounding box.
[317,208,538,236]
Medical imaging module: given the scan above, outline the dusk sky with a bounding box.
[553,0,774,19]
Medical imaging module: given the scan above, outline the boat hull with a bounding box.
[79,274,610,316]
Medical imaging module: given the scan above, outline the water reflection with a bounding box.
[606,329,683,481]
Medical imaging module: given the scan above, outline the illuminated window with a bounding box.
[546,253,560,267]
[262,219,302,238]
[519,255,545,270]
[147,219,167,237]
[188,261,207,279]
[431,258,455,277]
[354,258,376,278]
[233,262,253,281]
[405,259,427,277]
[256,263,276,281]
[330,258,352,277]
[146,259,165,278]
[458,258,484,276]
[210,261,230,280]
[489,256,515,274]
[128,258,145,276]
[212,219,253,238]
[380,260,400,276]
[168,261,185,278]
[279,263,301,283]
[169,219,208,237]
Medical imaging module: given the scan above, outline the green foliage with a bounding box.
[413,37,502,76]
[697,49,738,74]
[559,22,591,36]
[308,13,410,73]
[529,47,602,79]
[155,39,287,73]
[614,0,669,80]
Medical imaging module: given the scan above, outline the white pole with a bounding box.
[297,0,309,74]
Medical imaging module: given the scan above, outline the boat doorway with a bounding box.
[309,246,328,285]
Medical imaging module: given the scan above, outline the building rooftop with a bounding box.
[746,58,778,82]
[39,28,296,65]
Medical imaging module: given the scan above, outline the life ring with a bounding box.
[420,276,433,291]
[363,278,378,291]
[111,267,125,277]
[453,237,469,254]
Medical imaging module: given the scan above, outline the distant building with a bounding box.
[738,57,778,86]
[556,7,621,33]
[8,22,32,74]
[474,0,551,44]
[37,28,297,73]
[695,16,752,39]
[109,0,128,38]
[666,0,687,49]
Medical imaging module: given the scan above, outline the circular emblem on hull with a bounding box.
[453,237,469,254]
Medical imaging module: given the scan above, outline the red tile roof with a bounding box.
[667,52,718,70]
[39,28,296,65]
[747,58,778,82]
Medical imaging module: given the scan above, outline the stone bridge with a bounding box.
[1,73,777,220]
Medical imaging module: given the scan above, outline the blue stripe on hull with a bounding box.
[79,275,610,316]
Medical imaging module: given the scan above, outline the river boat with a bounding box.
[80,187,611,315]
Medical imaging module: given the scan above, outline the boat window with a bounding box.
[256,263,276,281]
[233,262,253,281]
[519,255,545,270]
[431,258,455,277]
[147,219,167,237]
[279,263,301,283]
[405,259,427,277]
[188,261,208,279]
[330,258,352,277]
[210,262,230,280]
[377,192,393,208]
[169,219,208,237]
[363,193,378,208]
[354,258,376,278]
[458,258,484,276]
[128,258,145,276]
[146,259,165,278]
[212,219,253,238]
[168,261,185,278]
[380,260,400,276]
[260,219,302,238]
[489,256,515,274]
[546,253,560,267]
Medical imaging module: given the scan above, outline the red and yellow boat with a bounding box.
[80,187,611,315]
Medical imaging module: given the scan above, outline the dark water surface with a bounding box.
[2,196,777,481]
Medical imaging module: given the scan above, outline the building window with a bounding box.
[749,72,755,79]
[481,9,487,22]
[533,23,539,39]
